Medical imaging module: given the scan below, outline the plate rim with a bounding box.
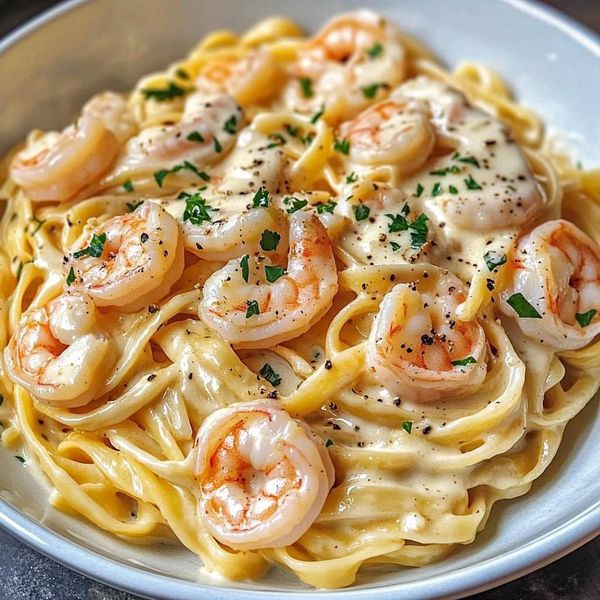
[0,0,598,598]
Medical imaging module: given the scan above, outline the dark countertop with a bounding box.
[0,1,598,599]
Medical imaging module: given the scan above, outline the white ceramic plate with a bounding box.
[0,1,598,598]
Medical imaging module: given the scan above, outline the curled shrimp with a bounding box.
[82,91,137,143]
[368,270,487,402]
[115,94,242,173]
[5,292,110,407]
[397,77,544,231]
[194,399,334,550]
[287,10,406,120]
[10,115,119,202]
[339,98,435,173]
[67,201,184,312]
[196,48,284,106]
[500,219,600,350]
[200,211,338,348]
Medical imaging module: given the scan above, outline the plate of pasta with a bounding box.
[0,0,599,598]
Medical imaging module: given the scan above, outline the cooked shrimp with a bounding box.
[196,48,284,106]
[10,115,119,202]
[193,399,334,550]
[368,271,487,402]
[181,201,289,262]
[82,91,137,143]
[115,94,242,172]
[397,77,544,231]
[67,201,184,312]
[4,292,110,407]
[339,98,435,173]
[287,10,406,120]
[200,211,338,348]
[500,219,600,350]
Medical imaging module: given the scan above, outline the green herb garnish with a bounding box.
[73,233,107,259]
[187,131,204,143]
[451,356,477,367]
[402,421,413,434]
[354,204,370,221]
[141,82,191,102]
[259,363,281,386]
[325,438,334,447]
[260,230,281,251]
[246,300,260,318]
[182,194,215,226]
[240,254,250,283]
[122,179,134,192]
[316,200,337,214]
[285,197,308,214]
[506,293,541,318]
[409,214,429,250]
[464,174,483,191]
[333,138,350,155]
[310,103,325,124]
[223,115,237,134]
[126,200,144,212]
[415,183,424,197]
[66,267,76,286]
[361,83,381,99]
[367,41,384,59]
[154,161,210,187]
[432,182,443,196]
[390,241,401,252]
[213,137,222,153]
[265,265,286,283]
[576,309,597,328]
[449,185,458,194]
[483,251,507,272]
[252,187,270,208]
[299,77,313,98]
[346,172,358,184]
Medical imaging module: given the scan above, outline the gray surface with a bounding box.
[0,1,599,599]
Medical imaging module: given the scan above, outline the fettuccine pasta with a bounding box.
[0,10,599,589]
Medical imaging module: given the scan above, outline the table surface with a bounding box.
[0,1,599,599]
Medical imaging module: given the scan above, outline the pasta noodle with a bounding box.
[0,9,598,589]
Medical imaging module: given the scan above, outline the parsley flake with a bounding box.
[316,200,337,214]
[325,438,334,447]
[141,82,191,102]
[346,172,358,184]
[299,77,313,98]
[367,41,384,59]
[354,204,370,221]
[333,138,351,155]
[390,241,401,252]
[187,130,204,143]
[265,265,286,283]
[260,230,281,252]
[182,194,215,226]
[310,104,325,124]
[73,233,107,259]
[451,356,477,367]
[246,300,260,318]
[66,267,76,286]
[464,174,483,190]
[285,197,308,214]
[223,115,237,134]
[415,183,424,197]
[576,309,597,328]
[386,213,409,233]
[213,137,222,153]
[122,179,134,192]
[240,254,250,283]
[402,421,413,434]
[432,182,443,196]
[449,185,458,194]
[126,200,144,212]
[259,363,281,386]
[483,251,507,272]
[409,214,429,250]
[506,293,541,318]
[175,68,190,80]
[361,83,381,99]
[252,187,270,208]
[154,161,210,187]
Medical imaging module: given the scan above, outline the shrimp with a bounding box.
[367,270,487,402]
[500,219,600,350]
[287,10,406,121]
[114,94,242,174]
[339,98,435,173]
[396,77,544,231]
[10,115,119,202]
[67,201,184,312]
[193,400,334,550]
[200,211,338,348]
[4,292,110,407]
[196,48,284,106]
[82,91,137,143]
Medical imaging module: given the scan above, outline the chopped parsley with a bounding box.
[333,138,351,155]
[483,251,507,272]
[325,438,334,447]
[464,174,483,191]
[246,300,260,318]
[182,193,215,226]
[141,82,191,102]
[213,137,222,153]
[240,254,250,283]
[66,267,76,286]
[361,83,381,99]
[402,421,413,434]
[432,182,443,196]
[252,187,270,208]
[453,153,481,168]
[265,265,286,283]
[354,204,370,221]
[285,124,299,137]
[299,77,313,98]
[367,41,384,59]
[186,130,204,143]
[31,217,46,235]
[390,241,401,252]
[415,183,424,197]
[175,67,190,80]
[506,293,541,318]
[451,356,477,367]
[260,363,281,386]
[430,165,460,176]
[266,133,286,148]
[122,179,134,192]
[260,230,281,252]
[126,200,144,212]
[223,114,237,134]
[310,103,325,124]
[154,161,210,187]
[409,214,429,250]
[316,200,337,214]
[73,233,107,259]
[285,197,308,214]
[346,172,358,184]
[576,309,597,328]
[386,213,409,233]
[15,455,25,463]
[449,185,458,194]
